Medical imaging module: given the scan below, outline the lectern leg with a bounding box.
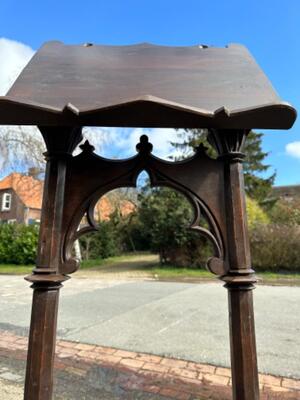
[24,282,61,400]
[227,284,259,400]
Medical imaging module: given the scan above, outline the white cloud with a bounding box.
[0,37,34,95]
[0,38,185,168]
[98,127,186,160]
[286,142,300,159]
[0,38,37,171]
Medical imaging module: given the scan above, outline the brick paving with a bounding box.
[0,329,299,399]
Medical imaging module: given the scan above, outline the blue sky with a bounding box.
[1,0,300,185]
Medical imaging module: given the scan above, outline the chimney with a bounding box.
[28,167,43,179]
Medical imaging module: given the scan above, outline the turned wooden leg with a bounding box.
[208,129,260,398]
[23,126,82,399]
[24,277,67,400]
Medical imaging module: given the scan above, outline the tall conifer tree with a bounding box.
[171,129,276,207]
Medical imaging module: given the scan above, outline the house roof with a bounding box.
[0,173,43,209]
[0,42,296,129]
[273,185,300,198]
[95,196,135,221]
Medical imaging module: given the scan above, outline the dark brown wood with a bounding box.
[55,136,228,276]
[227,285,259,400]
[210,129,259,400]
[24,127,82,400]
[34,126,82,271]
[0,42,296,128]
[24,282,62,400]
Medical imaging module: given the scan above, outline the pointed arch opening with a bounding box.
[72,169,216,277]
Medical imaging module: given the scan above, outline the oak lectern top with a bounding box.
[0,41,296,128]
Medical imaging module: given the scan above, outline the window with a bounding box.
[1,193,11,211]
[28,218,40,225]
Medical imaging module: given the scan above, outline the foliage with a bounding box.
[171,129,216,159]
[269,199,300,226]
[77,179,299,274]
[250,224,300,272]
[0,224,14,263]
[246,197,269,228]
[243,131,276,207]
[0,223,38,265]
[172,129,276,208]
[0,125,46,172]
[108,209,146,253]
[136,186,212,266]
[137,186,191,263]
[79,220,121,260]
[0,126,108,174]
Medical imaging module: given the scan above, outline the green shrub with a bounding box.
[79,221,121,260]
[269,199,300,226]
[246,196,269,228]
[95,221,120,258]
[250,224,300,272]
[137,187,194,264]
[0,223,38,265]
[0,224,15,263]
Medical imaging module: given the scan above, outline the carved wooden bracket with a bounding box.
[59,135,229,276]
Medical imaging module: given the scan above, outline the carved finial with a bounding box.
[136,135,153,154]
[79,140,95,154]
[195,143,209,155]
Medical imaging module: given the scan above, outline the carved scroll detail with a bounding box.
[61,136,228,276]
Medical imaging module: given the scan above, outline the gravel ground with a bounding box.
[0,379,23,400]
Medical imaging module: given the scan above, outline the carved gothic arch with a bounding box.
[60,135,228,277]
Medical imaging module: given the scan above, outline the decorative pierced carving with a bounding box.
[60,136,229,276]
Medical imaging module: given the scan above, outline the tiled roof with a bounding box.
[0,173,136,217]
[0,173,43,209]
[95,196,135,221]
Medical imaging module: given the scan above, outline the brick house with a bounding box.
[272,184,300,203]
[94,196,135,221]
[0,172,135,226]
[0,173,43,225]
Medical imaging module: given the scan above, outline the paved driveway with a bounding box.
[0,276,299,379]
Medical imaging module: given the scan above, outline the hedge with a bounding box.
[250,224,300,272]
[0,223,38,265]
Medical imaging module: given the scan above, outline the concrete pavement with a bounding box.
[0,275,299,379]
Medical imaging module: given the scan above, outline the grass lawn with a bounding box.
[0,264,33,275]
[256,271,300,282]
[80,252,158,270]
[148,265,300,283]
[1,253,300,284]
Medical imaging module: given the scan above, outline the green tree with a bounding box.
[243,131,276,207]
[137,186,192,263]
[172,129,276,207]
[79,221,121,260]
[137,186,211,266]
[246,196,269,228]
[269,198,300,226]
